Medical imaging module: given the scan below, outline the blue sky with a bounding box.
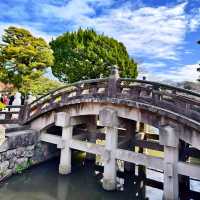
[0,0,200,82]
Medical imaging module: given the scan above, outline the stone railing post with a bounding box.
[56,112,73,175]
[99,108,118,191]
[108,65,120,98]
[152,85,161,103]
[18,101,29,124]
[159,125,179,200]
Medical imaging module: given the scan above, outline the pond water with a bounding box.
[0,156,199,200]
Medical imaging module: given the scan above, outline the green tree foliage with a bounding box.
[0,26,54,88]
[19,75,63,96]
[50,28,138,83]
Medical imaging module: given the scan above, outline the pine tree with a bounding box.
[0,26,54,89]
[50,28,138,83]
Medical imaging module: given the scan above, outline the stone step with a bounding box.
[5,124,30,133]
[0,129,38,153]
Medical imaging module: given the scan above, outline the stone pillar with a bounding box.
[124,121,137,175]
[108,65,120,98]
[138,122,146,199]
[86,115,97,161]
[179,140,190,200]
[56,112,73,175]
[160,125,179,200]
[99,108,118,191]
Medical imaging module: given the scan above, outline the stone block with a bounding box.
[9,157,17,169]
[1,152,7,161]
[26,145,35,151]
[55,112,71,127]
[0,139,8,153]
[24,150,34,158]
[99,108,118,127]
[6,149,16,160]
[0,161,9,172]
[165,162,173,177]
[103,178,116,191]
[0,125,5,146]
[16,147,25,157]
[59,164,71,175]
[7,130,38,149]
[159,125,179,147]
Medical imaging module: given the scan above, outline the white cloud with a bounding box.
[42,0,95,21]
[188,10,200,31]
[2,1,200,61]
[40,1,199,60]
[92,3,189,60]
[143,63,200,82]
[139,62,167,69]
[42,0,113,22]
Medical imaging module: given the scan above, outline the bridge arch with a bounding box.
[28,97,200,150]
[4,70,199,199]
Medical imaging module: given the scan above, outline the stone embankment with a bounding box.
[0,125,58,181]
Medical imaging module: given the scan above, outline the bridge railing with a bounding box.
[21,76,200,124]
[0,105,24,124]
[118,78,200,122]
[22,78,110,123]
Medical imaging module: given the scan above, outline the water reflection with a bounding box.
[0,155,199,200]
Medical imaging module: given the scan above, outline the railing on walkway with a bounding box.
[0,105,24,124]
[21,77,200,124]
[0,72,199,125]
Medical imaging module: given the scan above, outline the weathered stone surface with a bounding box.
[32,142,57,164]
[6,149,16,160]
[159,125,179,147]
[99,108,118,127]
[0,125,5,146]
[0,161,9,172]
[0,129,58,182]
[15,157,28,165]
[1,152,7,161]
[55,112,71,127]
[0,140,8,153]
[16,147,25,157]
[4,169,12,178]
[0,168,12,180]
[9,157,17,169]
[6,130,38,149]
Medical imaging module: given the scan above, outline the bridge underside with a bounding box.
[28,101,200,200]
[30,100,200,149]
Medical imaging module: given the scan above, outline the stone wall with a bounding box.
[0,129,58,181]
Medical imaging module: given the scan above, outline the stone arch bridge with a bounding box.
[1,71,200,199]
